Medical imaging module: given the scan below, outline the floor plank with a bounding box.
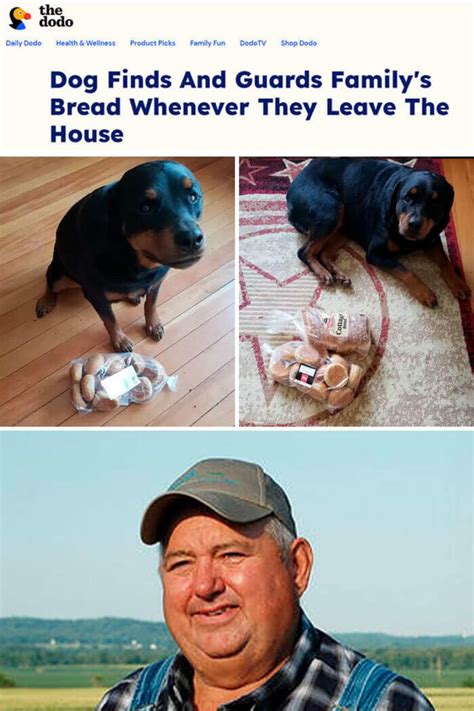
[194,392,235,427]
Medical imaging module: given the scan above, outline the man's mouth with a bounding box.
[192,604,239,621]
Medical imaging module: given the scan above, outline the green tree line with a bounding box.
[360,646,474,670]
[0,644,472,670]
[0,644,175,667]
[0,617,173,646]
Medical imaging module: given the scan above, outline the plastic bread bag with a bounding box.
[69,353,177,414]
[267,306,371,357]
[266,340,363,413]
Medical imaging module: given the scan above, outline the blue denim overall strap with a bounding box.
[129,655,176,710]
[333,657,398,711]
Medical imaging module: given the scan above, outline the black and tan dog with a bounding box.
[287,158,470,306]
[36,160,205,351]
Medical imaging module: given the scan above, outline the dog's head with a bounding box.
[116,160,206,270]
[392,170,454,242]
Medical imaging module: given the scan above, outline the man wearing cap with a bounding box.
[96,458,434,711]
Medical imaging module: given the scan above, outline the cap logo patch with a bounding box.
[169,468,238,490]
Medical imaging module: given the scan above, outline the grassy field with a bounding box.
[1,666,136,689]
[424,688,474,711]
[0,687,473,711]
[1,666,473,711]
[3,664,474,689]
[0,688,103,711]
[399,669,473,688]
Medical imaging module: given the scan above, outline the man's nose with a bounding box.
[192,559,225,598]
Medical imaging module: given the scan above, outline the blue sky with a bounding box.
[1,430,472,636]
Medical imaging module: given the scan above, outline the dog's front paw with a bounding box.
[146,321,165,341]
[335,273,352,288]
[446,274,471,300]
[35,292,57,318]
[412,283,438,308]
[319,273,334,286]
[111,330,134,352]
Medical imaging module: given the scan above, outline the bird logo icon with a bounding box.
[9,7,31,30]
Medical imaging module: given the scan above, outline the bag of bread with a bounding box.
[267,340,363,413]
[268,307,371,357]
[69,352,177,414]
[301,307,371,357]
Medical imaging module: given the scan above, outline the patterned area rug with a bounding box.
[239,158,474,426]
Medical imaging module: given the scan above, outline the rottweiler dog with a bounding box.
[36,160,205,351]
[287,158,470,306]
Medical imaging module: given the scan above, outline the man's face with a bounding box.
[160,511,312,685]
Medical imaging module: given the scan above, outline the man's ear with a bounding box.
[289,538,313,598]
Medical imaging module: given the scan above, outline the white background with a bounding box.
[0,2,472,156]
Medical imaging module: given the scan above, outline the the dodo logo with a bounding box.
[9,7,31,30]
[39,5,74,27]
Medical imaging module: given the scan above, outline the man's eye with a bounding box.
[222,551,245,561]
[168,560,191,571]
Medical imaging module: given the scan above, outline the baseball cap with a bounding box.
[140,458,297,544]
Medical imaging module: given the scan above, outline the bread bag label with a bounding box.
[294,363,316,387]
[327,313,349,338]
[101,365,140,399]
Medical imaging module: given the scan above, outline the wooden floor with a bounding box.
[0,157,235,427]
[441,158,474,308]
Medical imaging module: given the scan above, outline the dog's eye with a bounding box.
[140,203,151,213]
[189,193,199,204]
[403,196,412,204]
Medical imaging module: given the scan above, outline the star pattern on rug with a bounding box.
[239,158,268,186]
[240,196,308,285]
[240,255,310,288]
[270,158,312,182]
[239,264,251,309]
[240,259,323,317]
[240,334,281,408]
[239,260,324,409]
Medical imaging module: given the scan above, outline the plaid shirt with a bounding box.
[95,614,434,711]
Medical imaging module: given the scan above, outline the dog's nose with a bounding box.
[408,217,423,231]
[176,227,204,253]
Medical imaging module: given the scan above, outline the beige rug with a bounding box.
[239,158,474,427]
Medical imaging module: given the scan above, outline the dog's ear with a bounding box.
[433,199,453,236]
[431,175,454,235]
[384,172,406,227]
[439,177,454,213]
